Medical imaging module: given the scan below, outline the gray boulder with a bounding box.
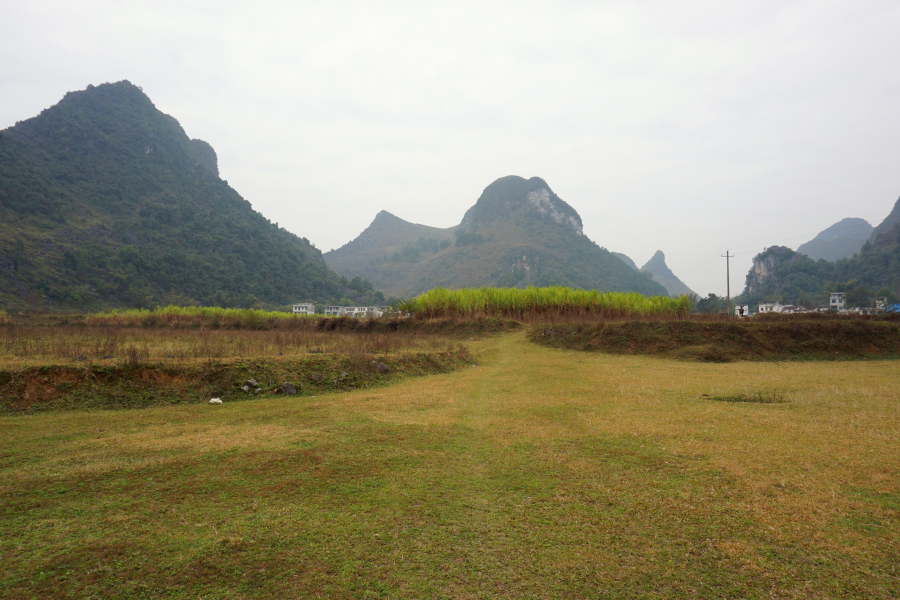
[283,382,297,395]
[371,361,391,374]
[246,379,259,388]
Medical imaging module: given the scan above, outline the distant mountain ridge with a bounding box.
[796,217,872,261]
[324,176,669,298]
[611,252,638,270]
[324,211,456,297]
[640,251,695,297]
[740,210,900,306]
[0,80,379,310]
[739,194,900,307]
[869,196,900,243]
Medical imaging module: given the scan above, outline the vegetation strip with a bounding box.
[530,319,900,361]
[405,285,690,319]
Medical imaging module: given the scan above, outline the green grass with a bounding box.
[2,332,898,598]
[407,286,690,319]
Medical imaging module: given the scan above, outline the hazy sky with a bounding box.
[3,1,899,296]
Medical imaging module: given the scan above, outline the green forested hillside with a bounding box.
[325,175,669,298]
[739,221,900,307]
[0,81,381,311]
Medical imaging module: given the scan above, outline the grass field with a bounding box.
[2,330,899,598]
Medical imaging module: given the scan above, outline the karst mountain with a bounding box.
[0,81,380,310]
[740,195,900,306]
[325,175,671,298]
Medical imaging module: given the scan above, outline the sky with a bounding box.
[3,0,899,296]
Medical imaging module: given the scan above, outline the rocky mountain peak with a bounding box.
[639,250,695,297]
[458,175,583,235]
[745,246,795,295]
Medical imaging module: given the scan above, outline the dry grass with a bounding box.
[1,331,898,598]
[0,325,451,367]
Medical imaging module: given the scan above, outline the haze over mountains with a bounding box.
[606,251,695,297]
[795,217,873,261]
[739,196,900,306]
[639,252,696,297]
[0,81,382,311]
[324,176,671,298]
[1,80,896,313]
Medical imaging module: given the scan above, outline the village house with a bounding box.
[757,300,783,314]
[292,302,315,315]
[830,292,845,312]
[323,306,386,318]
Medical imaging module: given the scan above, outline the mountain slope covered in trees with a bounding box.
[739,220,900,308]
[0,81,380,311]
[325,176,669,298]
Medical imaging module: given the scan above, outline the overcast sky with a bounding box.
[3,1,899,296]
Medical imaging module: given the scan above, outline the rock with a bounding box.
[371,361,390,374]
[209,398,223,405]
[246,379,259,388]
[311,373,323,382]
[283,382,297,395]
[340,372,348,377]
[241,385,251,393]
[254,388,263,394]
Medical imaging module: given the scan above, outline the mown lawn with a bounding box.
[2,332,898,598]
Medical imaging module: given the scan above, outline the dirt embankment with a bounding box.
[315,316,521,336]
[0,349,471,415]
[529,320,900,362]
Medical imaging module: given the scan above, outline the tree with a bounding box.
[845,285,872,308]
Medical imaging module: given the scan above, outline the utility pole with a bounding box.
[722,250,732,318]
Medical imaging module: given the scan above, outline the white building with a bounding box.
[830,292,845,312]
[734,304,750,317]
[323,306,386,318]
[780,304,805,314]
[757,300,784,314]
[292,302,315,315]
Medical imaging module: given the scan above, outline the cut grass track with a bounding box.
[2,332,899,598]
